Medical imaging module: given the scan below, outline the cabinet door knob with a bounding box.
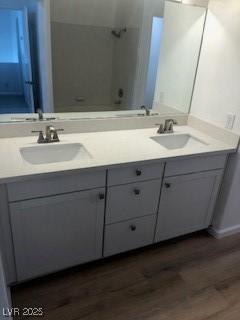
[134,189,141,195]
[99,193,105,200]
[136,169,142,176]
[165,183,171,189]
[130,225,136,231]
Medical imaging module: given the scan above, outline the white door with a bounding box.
[18,8,34,112]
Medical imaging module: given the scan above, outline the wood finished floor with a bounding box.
[12,231,240,320]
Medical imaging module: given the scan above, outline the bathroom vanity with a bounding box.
[0,121,238,284]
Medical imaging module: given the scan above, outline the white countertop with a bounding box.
[0,125,237,183]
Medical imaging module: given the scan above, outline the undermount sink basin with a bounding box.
[20,143,91,165]
[151,134,208,150]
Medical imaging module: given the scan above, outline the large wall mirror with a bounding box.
[0,0,207,120]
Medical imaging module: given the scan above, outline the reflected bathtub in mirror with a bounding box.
[0,0,208,121]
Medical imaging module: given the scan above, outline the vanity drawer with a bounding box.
[104,215,156,257]
[7,170,106,202]
[106,179,161,224]
[165,154,227,177]
[108,162,164,186]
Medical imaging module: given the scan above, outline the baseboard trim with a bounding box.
[208,225,240,239]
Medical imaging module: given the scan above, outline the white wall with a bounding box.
[190,0,240,235]
[50,0,143,29]
[191,0,240,131]
[132,0,207,109]
[114,0,143,29]
[154,1,206,113]
[132,0,165,107]
[50,0,117,27]
[37,0,54,113]
[183,0,209,7]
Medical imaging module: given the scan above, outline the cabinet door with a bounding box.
[155,171,223,242]
[10,189,105,281]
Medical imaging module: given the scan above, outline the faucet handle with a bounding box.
[164,119,178,133]
[140,105,151,116]
[31,130,45,144]
[165,119,178,125]
[31,130,43,133]
[155,124,165,134]
[52,129,64,142]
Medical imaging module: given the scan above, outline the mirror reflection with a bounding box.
[0,0,207,119]
[0,8,35,114]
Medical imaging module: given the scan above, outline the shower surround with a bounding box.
[51,0,143,112]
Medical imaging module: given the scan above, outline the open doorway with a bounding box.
[0,8,35,114]
[145,16,163,108]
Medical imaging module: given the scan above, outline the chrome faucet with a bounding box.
[156,119,178,134]
[164,119,178,133]
[45,126,60,143]
[32,125,64,144]
[141,106,151,116]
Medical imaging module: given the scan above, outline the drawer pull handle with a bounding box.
[130,225,137,231]
[165,183,171,189]
[99,193,105,200]
[134,189,141,195]
[136,169,142,176]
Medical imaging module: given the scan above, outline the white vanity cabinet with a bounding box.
[8,170,106,282]
[155,171,223,242]
[3,154,228,283]
[10,189,105,281]
[104,162,164,257]
[155,155,226,242]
